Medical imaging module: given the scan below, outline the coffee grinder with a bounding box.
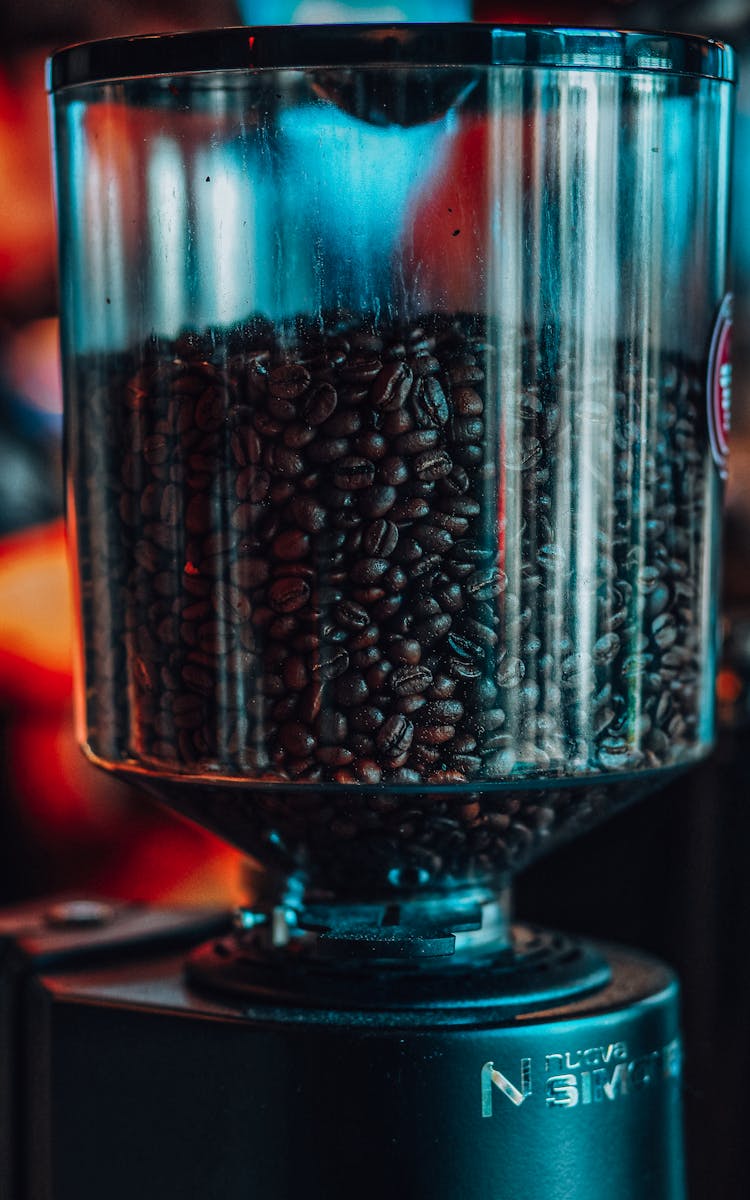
[13,24,733,1200]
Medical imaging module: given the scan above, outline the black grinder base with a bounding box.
[11,896,686,1200]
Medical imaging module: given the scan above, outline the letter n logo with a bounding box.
[481,1060,532,1116]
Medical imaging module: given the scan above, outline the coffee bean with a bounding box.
[412,522,453,553]
[314,648,350,681]
[363,518,399,556]
[341,354,382,383]
[387,637,422,665]
[291,495,327,534]
[332,457,375,491]
[379,456,409,486]
[279,721,315,757]
[395,429,441,456]
[357,485,397,518]
[269,577,310,614]
[452,386,483,416]
[391,498,430,524]
[652,613,678,649]
[414,614,452,645]
[316,745,353,766]
[496,655,525,688]
[273,530,310,561]
[411,375,449,427]
[195,385,226,431]
[350,557,389,584]
[377,713,415,758]
[593,632,621,666]
[349,706,385,733]
[336,600,370,630]
[466,567,506,600]
[269,362,310,400]
[371,360,413,411]
[334,672,370,707]
[235,557,269,589]
[391,664,433,696]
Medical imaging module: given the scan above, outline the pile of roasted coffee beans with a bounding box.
[71,312,711,882]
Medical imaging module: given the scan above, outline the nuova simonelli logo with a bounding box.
[707,292,733,479]
[481,1039,681,1116]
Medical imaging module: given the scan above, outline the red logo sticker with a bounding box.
[707,293,733,479]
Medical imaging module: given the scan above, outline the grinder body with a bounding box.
[2,899,685,1200]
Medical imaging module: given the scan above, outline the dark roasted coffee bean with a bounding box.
[412,522,453,553]
[353,431,387,460]
[377,713,414,759]
[273,530,310,561]
[450,539,489,564]
[593,632,621,666]
[235,463,270,501]
[387,637,422,665]
[279,721,315,757]
[335,600,370,630]
[408,352,440,377]
[418,722,455,745]
[391,497,430,523]
[333,455,375,491]
[452,386,483,416]
[428,511,467,539]
[351,646,381,671]
[466,567,506,599]
[316,744,353,767]
[652,613,677,649]
[235,557,269,589]
[422,699,464,723]
[290,495,327,534]
[307,437,350,464]
[195,386,226,431]
[391,664,433,696]
[411,375,449,427]
[350,557,389,584]
[496,655,525,688]
[459,616,497,649]
[268,577,310,614]
[414,614,452,645]
[382,408,414,437]
[413,596,442,619]
[363,519,399,557]
[269,362,310,400]
[284,421,317,449]
[440,464,470,495]
[349,705,385,733]
[395,428,441,456]
[334,672,369,707]
[300,381,337,426]
[384,564,408,593]
[378,456,409,486]
[358,485,397,518]
[451,416,484,446]
[441,494,477,518]
[371,360,413,411]
[321,408,362,438]
[341,354,383,383]
[392,536,423,564]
